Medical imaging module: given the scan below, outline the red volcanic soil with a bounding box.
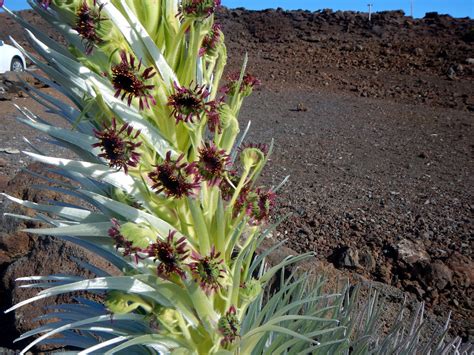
[0,6,473,347]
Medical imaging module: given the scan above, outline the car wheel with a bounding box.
[11,57,24,72]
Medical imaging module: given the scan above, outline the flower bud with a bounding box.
[240,147,265,171]
[240,279,262,303]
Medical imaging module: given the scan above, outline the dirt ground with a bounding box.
[0,6,473,345]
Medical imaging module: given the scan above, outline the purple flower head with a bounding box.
[111,51,156,110]
[180,0,221,19]
[146,230,189,280]
[206,98,225,134]
[189,246,225,295]
[199,23,222,57]
[245,187,276,225]
[198,142,231,186]
[168,82,211,124]
[74,0,106,55]
[92,118,142,174]
[108,219,141,261]
[222,72,261,97]
[148,151,201,199]
[218,306,240,346]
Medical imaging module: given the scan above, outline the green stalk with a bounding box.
[187,197,210,255]
[214,192,226,258]
[209,45,227,101]
[185,280,217,333]
[228,168,250,208]
[167,19,191,70]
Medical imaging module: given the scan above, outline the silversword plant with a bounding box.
[1,0,471,354]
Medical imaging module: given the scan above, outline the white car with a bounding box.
[0,40,27,73]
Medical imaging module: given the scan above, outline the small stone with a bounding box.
[428,261,453,290]
[396,239,430,265]
[332,246,360,269]
[296,103,308,112]
[413,47,424,56]
[358,249,376,272]
[447,66,456,80]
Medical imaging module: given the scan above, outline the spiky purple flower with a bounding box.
[168,82,212,124]
[206,99,224,134]
[111,51,156,110]
[108,219,141,261]
[218,306,240,346]
[198,142,231,186]
[200,23,222,57]
[146,230,189,280]
[92,118,142,174]
[148,151,201,198]
[189,246,225,295]
[74,0,106,55]
[222,72,261,97]
[245,187,276,225]
[180,0,221,19]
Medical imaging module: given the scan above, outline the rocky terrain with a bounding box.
[0,6,473,350]
[219,8,473,111]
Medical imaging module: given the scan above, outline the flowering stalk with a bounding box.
[0,0,291,351]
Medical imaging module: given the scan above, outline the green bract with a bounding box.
[1,0,470,354]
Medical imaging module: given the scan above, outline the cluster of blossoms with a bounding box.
[227,186,275,224]
[107,226,227,296]
[93,117,275,223]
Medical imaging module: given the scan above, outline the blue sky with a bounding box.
[1,0,472,18]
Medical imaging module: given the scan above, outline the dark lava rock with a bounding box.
[0,164,119,350]
[427,260,453,290]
